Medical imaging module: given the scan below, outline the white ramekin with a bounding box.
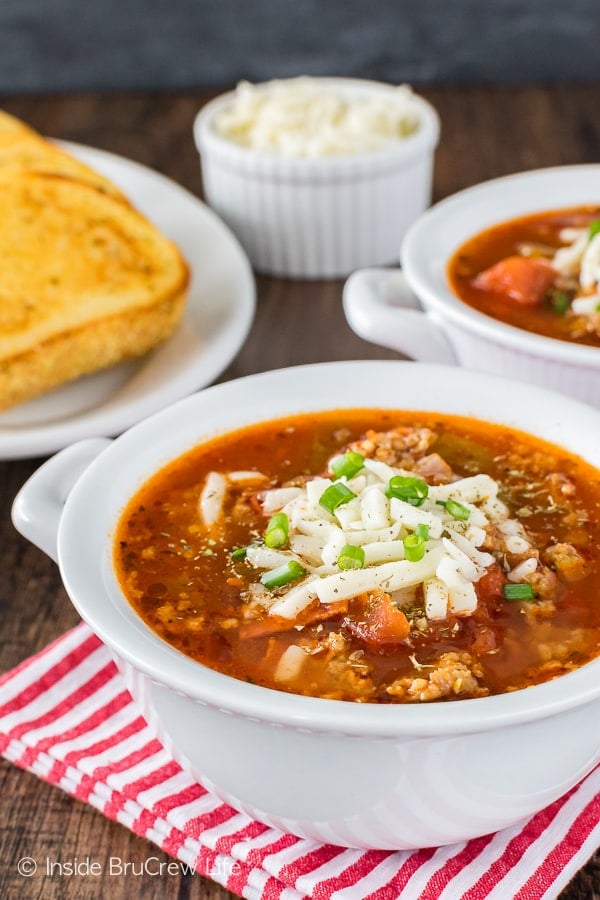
[12,361,600,850]
[343,165,600,407]
[194,79,440,279]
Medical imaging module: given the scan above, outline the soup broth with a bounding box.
[115,410,600,703]
[448,206,600,346]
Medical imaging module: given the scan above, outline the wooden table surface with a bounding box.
[0,86,599,899]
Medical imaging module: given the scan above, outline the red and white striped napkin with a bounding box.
[1,623,598,899]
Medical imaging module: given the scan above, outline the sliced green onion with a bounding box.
[338,544,365,570]
[330,450,364,479]
[385,475,429,507]
[260,560,307,590]
[319,482,357,515]
[437,498,471,521]
[231,540,261,561]
[264,512,289,549]
[415,523,430,540]
[548,289,570,316]
[403,532,426,562]
[231,545,248,560]
[503,582,535,601]
[589,219,600,239]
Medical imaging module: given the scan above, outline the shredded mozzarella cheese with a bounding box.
[274,645,308,681]
[549,224,600,319]
[579,232,600,290]
[424,577,449,620]
[212,77,421,157]
[199,472,227,526]
[229,454,539,623]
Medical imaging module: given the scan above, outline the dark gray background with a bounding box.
[1,0,599,93]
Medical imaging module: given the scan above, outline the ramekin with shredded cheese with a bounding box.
[194,77,440,277]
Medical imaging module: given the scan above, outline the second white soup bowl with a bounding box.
[344,165,600,406]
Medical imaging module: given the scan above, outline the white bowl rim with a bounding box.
[56,360,600,739]
[193,77,440,173]
[401,164,600,367]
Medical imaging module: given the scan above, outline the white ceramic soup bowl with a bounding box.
[12,360,600,850]
[194,78,440,278]
[343,165,600,407]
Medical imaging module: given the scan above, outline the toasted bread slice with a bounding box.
[0,171,189,411]
[0,110,128,201]
[0,109,39,143]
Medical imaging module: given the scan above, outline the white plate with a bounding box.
[0,142,255,459]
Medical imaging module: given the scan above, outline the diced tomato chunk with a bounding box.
[472,256,556,306]
[346,589,410,646]
[475,564,505,607]
[471,626,497,654]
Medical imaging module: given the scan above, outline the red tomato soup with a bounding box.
[114,410,600,703]
[448,206,600,346]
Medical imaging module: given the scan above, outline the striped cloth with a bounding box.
[0,623,598,899]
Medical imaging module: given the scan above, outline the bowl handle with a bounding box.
[343,268,457,364]
[12,438,112,563]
